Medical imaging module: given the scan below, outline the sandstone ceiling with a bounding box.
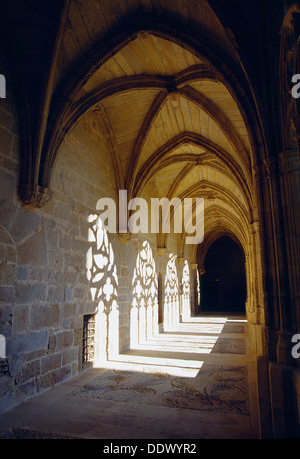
[2,0,265,253]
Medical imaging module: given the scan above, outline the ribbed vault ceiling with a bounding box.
[5,0,258,252]
[69,31,254,249]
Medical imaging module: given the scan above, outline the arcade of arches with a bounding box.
[0,0,299,439]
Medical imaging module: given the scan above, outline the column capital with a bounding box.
[157,247,167,256]
[19,183,52,208]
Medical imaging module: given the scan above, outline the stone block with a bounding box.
[10,207,40,244]
[62,347,77,366]
[54,364,71,384]
[10,353,22,376]
[12,304,29,333]
[61,301,76,319]
[16,266,28,281]
[0,227,13,245]
[64,285,73,302]
[15,282,47,304]
[0,263,15,285]
[0,303,13,329]
[48,285,64,303]
[14,379,36,402]
[17,359,40,384]
[36,371,54,392]
[54,203,70,222]
[0,286,14,303]
[47,334,56,354]
[16,229,47,266]
[11,329,48,354]
[41,353,61,374]
[45,227,60,249]
[0,244,16,263]
[30,303,60,330]
[56,330,73,350]
[70,315,82,330]
[0,171,17,229]
[74,328,82,346]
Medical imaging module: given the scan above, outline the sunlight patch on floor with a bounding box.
[92,315,248,379]
[93,358,203,378]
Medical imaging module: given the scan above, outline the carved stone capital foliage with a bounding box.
[19,183,53,209]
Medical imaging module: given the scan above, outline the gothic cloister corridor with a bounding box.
[0,312,259,439]
[0,0,300,442]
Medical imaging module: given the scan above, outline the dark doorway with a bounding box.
[200,236,246,313]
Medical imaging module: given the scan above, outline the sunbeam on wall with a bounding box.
[86,214,119,364]
[131,241,159,347]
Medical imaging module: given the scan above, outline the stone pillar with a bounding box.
[263,156,294,364]
[190,263,198,316]
[247,222,265,360]
[278,149,300,333]
[255,154,300,438]
[253,160,279,362]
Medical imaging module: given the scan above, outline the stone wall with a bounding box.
[0,91,124,412]
[0,85,185,414]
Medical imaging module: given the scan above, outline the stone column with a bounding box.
[278,149,300,333]
[264,156,294,365]
[254,160,280,362]
[248,221,265,359]
[190,263,198,316]
[255,153,300,438]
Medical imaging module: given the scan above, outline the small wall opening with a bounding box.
[200,236,246,313]
[82,314,96,365]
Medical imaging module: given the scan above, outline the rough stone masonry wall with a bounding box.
[0,85,186,415]
[0,80,125,413]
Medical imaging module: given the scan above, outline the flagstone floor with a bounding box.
[0,314,259,439]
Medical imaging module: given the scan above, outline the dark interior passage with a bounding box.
[200,236,247,313]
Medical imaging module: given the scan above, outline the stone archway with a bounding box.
[200,236,247,313]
